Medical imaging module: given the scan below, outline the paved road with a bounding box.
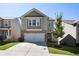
[0,42,50,56]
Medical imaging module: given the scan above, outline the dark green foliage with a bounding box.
[0,37,4,42]
[0,36,5,45]
[18,37,24,42]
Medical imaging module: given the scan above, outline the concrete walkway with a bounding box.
[0,42,49,56]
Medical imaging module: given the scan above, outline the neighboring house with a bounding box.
[59,20,76,46]
[62,20,76,40]
[60,20,79,46]
[0,17,21,41]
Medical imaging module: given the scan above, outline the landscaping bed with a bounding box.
[47,41,79,56]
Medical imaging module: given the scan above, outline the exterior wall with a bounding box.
[0,19,2,27]
[48,20,54,31]
[0,18,3,27]
[62,22,76,41]
[0,19,11,28]
[60,34,76,46]
[11,18,21,40]
[21,17,49,32]
[21,17,27,31]
[2,20,10,27]
[41,17,49,31]
[76,24,79,43]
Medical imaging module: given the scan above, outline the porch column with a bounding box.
[8,29,10,36]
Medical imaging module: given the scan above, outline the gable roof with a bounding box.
[62,20,75,25]
[20,8,48,18]
[72,20,79,24]
[0,17,16,19]
[49,19,76,25]
[71,20,79,26]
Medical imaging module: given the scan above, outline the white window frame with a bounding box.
[28,19,40,26]
[8,21,11,27]
[36,19,40,26]
[28,20,31,26]
[32,19,36,26]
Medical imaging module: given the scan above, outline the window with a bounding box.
[49,23,50,27]
[28,19,40,26]
[32,20,36,26]
[4,30,8,36]
[9,30,11,35]
[5,23,8,26]
[8,21,11,27]
[28,20,31,26]
[37,22,40,26]
[36,19,40,26]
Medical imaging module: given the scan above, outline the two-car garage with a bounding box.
[24,33,45,43]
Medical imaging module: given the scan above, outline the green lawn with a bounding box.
[47,42,79,56]
[0,42,18,50]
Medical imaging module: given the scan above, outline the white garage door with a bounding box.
[24,33,45,42]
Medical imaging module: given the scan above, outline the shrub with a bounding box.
[18,37,24,42]
[0,37,5,45]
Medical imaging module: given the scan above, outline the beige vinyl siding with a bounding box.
[62,22,76,39]
[11,19,21,40]
[21,18,27,31]
[41,17,49,31]
[21,17,49,32]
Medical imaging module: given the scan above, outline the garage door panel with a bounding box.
[24,33,45,42]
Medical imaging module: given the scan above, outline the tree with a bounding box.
[52,13,64,38]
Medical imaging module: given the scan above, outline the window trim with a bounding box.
[8,21,11,27]
[28,20,31,26]
[28,19,40,26]
[32,20,36,26]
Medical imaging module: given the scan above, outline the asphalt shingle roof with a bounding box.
[62,20,75,25]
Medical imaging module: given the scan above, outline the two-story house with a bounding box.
[20,8,50,43]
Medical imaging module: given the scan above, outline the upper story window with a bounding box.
[9,21,11,25]
[28,19,40,26]
[49,22,53,28]
[37,22,40,26]
[3,20,11,27]
[8,21,11,27]
[5,23,8,26]
[32,20,36,26]
[28,20,31,26]
[49,23,51,27]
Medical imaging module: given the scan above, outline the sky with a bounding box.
[0,3,79,20]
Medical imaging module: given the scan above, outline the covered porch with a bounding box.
[0,28,11,39]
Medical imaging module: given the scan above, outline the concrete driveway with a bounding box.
[0,42,49,56]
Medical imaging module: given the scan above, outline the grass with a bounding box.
[48,47,76,55]
[47,42,79,56]
[0,42,18,50]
